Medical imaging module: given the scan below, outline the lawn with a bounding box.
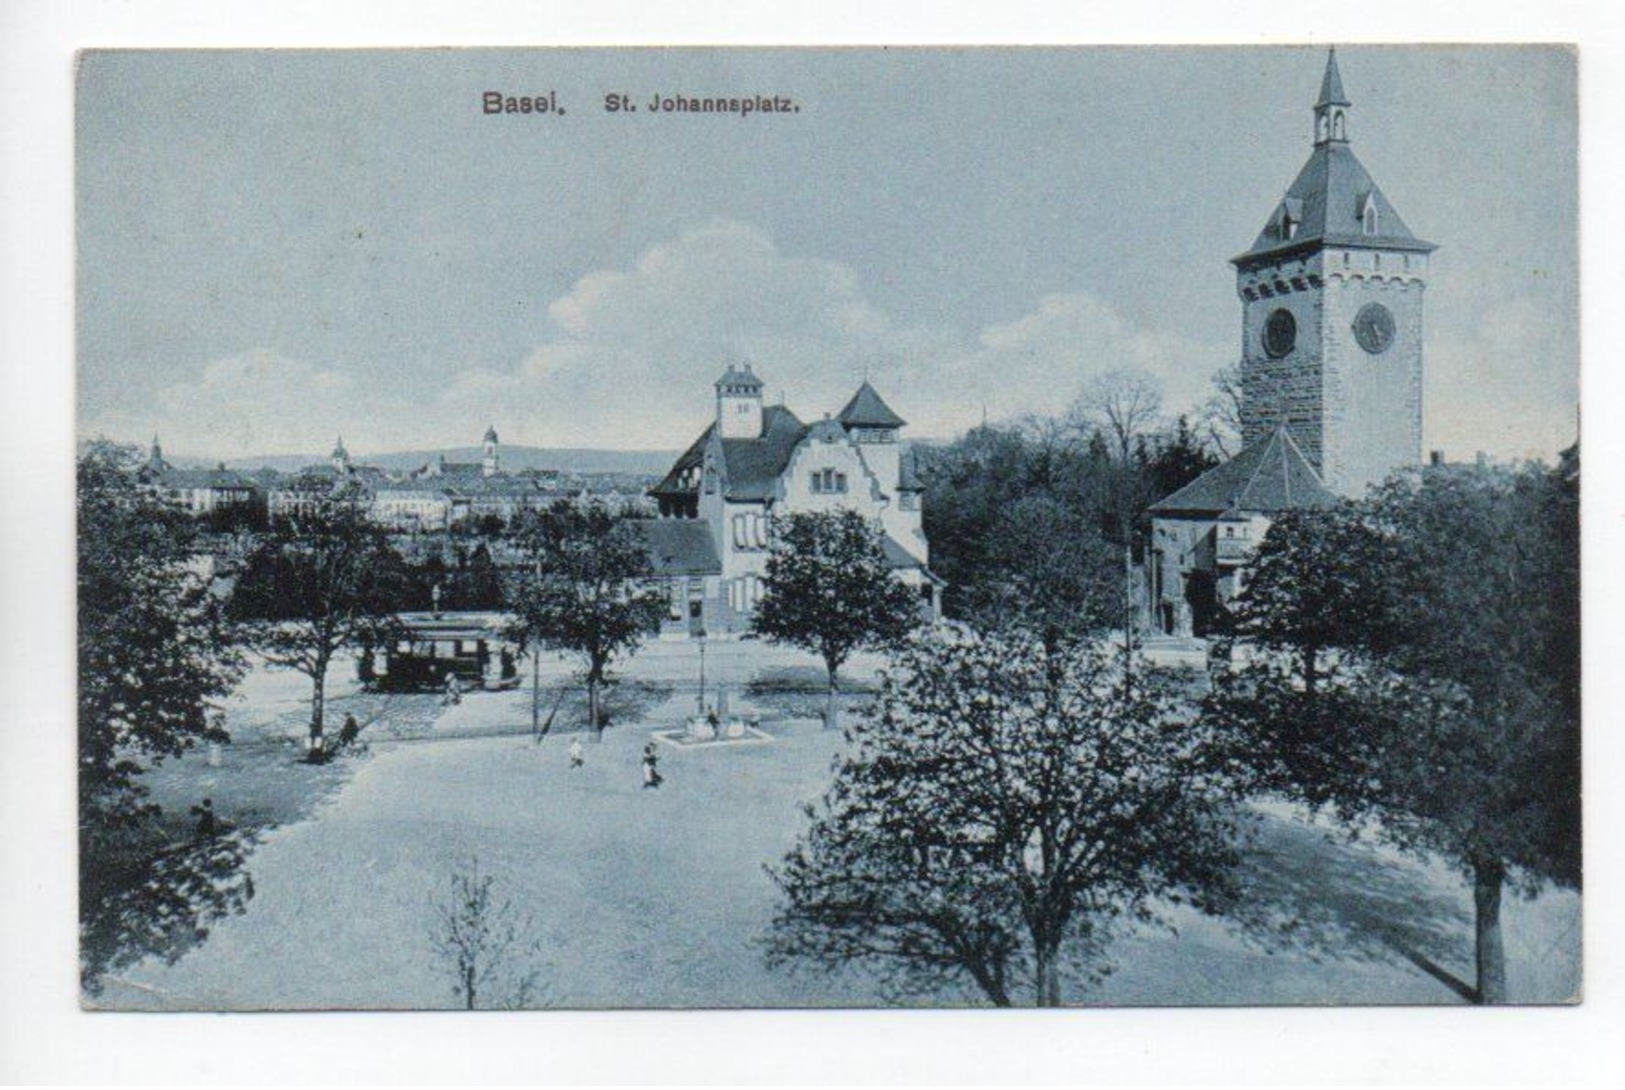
[96,642,1580,1010]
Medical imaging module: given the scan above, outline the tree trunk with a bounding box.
[588,678,603,742]
[824,667,840,731]
[1034,941,1062,1007]
[1473,855,1507,1005]
[309,657,328,754]
[464,965,476,1011]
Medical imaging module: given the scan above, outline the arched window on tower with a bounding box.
[1317,113,1330,143]
[1332,110,1346,140]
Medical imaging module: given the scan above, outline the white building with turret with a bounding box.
[651,364,939,634]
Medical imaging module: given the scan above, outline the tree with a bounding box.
[428,862,543,1010]
[1206,461,1580,1003]
[767,626,1244,1006]
[507,501,666,741]
[1147,415,1221,503]
[78,443,253,991]
[751,510,922,728]
[1071,368,1164,464]
[230,501,411,754]
[958,495,1122,660]
[1198,362,1246,458]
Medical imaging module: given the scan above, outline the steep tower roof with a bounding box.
[836,381,907,429]
[1235,50,1436,265]
[483,425,499,444]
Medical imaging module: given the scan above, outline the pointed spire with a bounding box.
[1311,48,1352,147]
[1315,48,1350,108]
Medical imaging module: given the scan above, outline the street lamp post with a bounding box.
[696,629,708,717]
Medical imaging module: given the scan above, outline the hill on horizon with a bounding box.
[159,445,680,476]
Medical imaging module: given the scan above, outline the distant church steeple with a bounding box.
[332,436,351,474]
[482,425,500,477]
[1313,48,1351,146]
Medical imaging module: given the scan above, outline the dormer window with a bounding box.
[1360,193,1379,236]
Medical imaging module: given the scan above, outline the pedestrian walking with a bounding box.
[338,713,360,749]
[191,797,217,839]
[641,741,663,790]
[443,673,462,707]
[569,736,584,769]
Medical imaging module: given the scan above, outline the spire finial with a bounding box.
[1315,48,1350,109]
[1312,48,1351,146]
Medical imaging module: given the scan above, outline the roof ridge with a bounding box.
[1236,429,1282,503]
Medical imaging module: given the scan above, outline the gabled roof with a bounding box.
[651,405,809,502]
[1236,143,1435,264]
[372,479,456,496]
[630,518,721,576]
[837,381,906,429]
[156,466,257,490]
[720,406,809,500]
[1148,429,1338,516]
[879,534,943,584]
[649,425,713,497]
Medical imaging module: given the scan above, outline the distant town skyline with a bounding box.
[77,46,1577,462]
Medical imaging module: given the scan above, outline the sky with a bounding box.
[76,46,1578,461]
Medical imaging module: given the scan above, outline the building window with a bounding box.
[811,468,848,494]
[900,492,920,512]
[731,512,768,549]
[728,574,763,613]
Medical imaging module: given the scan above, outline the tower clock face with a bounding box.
[1353,302,1396,354]
[1263,308,1297,358]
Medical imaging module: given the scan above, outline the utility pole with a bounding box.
[531,636,541,741]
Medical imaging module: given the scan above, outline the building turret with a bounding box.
[147,435,168,472]
[482,425,500,477]
[331,436,351,474]
[715,363,764,440]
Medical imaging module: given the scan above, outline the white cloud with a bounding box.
[86,224,1235,457]
[81,349,375,460]
[438,222,1227,448]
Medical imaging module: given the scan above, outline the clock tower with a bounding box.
[1232,49,1435,497]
